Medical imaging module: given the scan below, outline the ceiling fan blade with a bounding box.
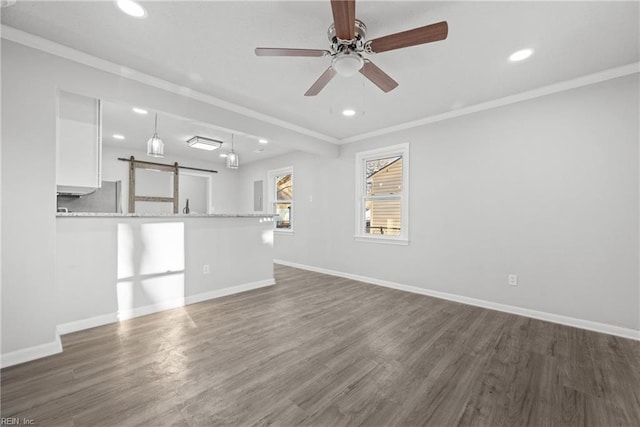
[255,48,330,57]
[330,0,356,40]
[304,67,337,96]
[359,60,398,92]
[367,21,448,53]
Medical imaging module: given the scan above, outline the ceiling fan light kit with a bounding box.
[255,0,448,96]
[331,51,364,77]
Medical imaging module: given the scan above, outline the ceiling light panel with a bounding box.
[187,136,223,151]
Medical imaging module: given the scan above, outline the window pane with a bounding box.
[366,157,402,196]
[275,202,292,229]
[365,198,401,236]
[276,174,292,201]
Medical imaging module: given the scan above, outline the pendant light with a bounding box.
[146,113,164,158]
[226,134,239,169]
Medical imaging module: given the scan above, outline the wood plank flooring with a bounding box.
[2,264,639,426]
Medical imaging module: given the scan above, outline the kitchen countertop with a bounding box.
[57,212,274,218]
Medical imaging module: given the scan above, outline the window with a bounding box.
[268,166,294,231]
[355,144,409,244]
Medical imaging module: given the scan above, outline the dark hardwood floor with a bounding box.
[2,264,639,426]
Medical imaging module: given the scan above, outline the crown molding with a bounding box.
[341,62,640,144]
[3,25,637,147]
[0,25,339,145]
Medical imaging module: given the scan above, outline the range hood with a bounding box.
[57,181,121,212]
[56,185,98,196]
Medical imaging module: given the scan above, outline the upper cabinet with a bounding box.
[56,91,102,195]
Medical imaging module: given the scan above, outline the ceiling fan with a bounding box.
[255,0,448,96]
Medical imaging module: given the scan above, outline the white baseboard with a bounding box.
[57,313,119,335]
[275,259,640,341]
[0,335,63,369]
[117,278,275,320]
[117,297,187,321]
[0,278,275,369]
[185,279,276,305]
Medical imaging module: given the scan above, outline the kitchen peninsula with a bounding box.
[55,213,274,334]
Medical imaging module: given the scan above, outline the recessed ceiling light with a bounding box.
[112,134,125,140]
[509,48,534,62]
[219,153,228,158]
[258,139,268,144]
[132,107,148,115]
[116,0,147,18]
[342,109,356,117]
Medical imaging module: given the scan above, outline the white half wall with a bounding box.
[0,215,274,367]
[55,216,274,328]
[0,214,274,367]
[239,74,640,332]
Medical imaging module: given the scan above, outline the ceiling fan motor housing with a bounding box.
[328,19,367,52]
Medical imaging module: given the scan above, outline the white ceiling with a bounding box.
[101,99,291,165]
[2,1,639,142]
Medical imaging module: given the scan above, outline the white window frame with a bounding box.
[268,166,294,234]
[355,143,409,245]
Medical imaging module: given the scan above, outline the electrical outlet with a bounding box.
[203,264,210,274]
[508,274,518,286]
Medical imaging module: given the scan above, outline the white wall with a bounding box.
[2,35,638,363]
[101,145,239,214]
[1,39,331,358]
[240,74,640,332]
[240,152,337,265]
[1,42,58,355]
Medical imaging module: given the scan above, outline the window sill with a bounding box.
[274,229,294,235]
[354,235,409,246]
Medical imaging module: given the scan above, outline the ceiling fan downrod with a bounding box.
[327,19,367,54]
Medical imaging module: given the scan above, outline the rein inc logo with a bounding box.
[1,419,34,425]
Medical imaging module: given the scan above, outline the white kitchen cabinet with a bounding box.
[56,91,101,194]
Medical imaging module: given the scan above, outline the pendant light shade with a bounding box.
[226,134,239,169]
[147,114,164,158]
